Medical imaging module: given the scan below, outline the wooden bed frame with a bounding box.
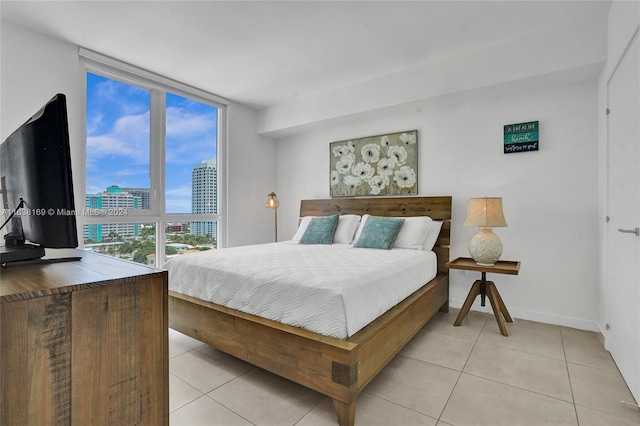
[168,196,452,426]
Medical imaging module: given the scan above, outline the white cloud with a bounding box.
[93,78,149,116]
[165,106,217,165]
[166,106,216,137]
[87,111,150,163]
[114,168,148,177]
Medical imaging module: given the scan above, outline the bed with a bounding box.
[167,196,451,426]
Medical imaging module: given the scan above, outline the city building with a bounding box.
[190,159,217,238]
[166,223,189,233]
[84,185,142,242]
[119,187,150,209]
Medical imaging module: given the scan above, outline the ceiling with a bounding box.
[1,1,612,110]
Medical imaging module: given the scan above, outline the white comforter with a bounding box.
[164,241,437,339]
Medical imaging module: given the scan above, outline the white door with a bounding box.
[606,28,640,401]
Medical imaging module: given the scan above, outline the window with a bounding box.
[82,54,225,266]
[165,92,218,245]
[86,73,151,206]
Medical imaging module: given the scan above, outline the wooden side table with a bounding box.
[446,257,521,336]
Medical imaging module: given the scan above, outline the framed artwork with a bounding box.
[504,121,539,154]
[330,130,418,197]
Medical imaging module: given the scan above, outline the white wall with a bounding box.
[226,102,278,247]
[1,21,277,249]
[258,16,606,139]
[277,79,600,331]
[1,21,84,215]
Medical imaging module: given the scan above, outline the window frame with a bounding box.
[80,48,228,266]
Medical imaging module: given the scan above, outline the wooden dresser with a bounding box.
[0,249,168,425]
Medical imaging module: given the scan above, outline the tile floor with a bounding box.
[169,308,640,426]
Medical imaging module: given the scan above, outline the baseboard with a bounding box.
[449,298,601,332]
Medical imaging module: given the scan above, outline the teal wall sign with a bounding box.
[504,121,539,154]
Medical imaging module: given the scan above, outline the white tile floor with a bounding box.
[169,308,640,426]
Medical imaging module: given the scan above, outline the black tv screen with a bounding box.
[0,93,78,264]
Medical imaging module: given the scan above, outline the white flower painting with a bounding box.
[330,130,418,197]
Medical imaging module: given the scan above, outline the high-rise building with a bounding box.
[119,187,150,209]
[191,159,217,238]
[84,185,142,242]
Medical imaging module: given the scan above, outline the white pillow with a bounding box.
[292,214,361,244]
[352,215,433,250]
[351,214,369,244]
[422,220,443,251]
[394,216,433,250]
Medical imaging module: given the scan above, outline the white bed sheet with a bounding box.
[164,241,437,339]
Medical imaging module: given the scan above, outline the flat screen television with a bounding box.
[0,93,79,266]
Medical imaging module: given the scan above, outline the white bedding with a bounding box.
[164,241,437,339]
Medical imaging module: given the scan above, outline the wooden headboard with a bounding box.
[300,196,452,274]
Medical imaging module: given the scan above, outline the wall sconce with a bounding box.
[463,197,507,266]
[265,192,279,242]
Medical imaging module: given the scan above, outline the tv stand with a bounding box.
[0,249,168,424]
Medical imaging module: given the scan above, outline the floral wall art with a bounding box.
[330,130,418,197]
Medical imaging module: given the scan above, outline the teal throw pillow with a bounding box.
[299,214,340,245]
[354,216,405,250]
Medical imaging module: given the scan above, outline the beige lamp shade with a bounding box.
[463,197,507,228]
[464,197,507,266]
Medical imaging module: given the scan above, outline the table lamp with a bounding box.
[265,192,279,242]
[463,197,507,266]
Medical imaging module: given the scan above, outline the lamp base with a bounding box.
[468,227,503,266]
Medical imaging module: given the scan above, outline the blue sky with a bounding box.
[86,73,218,213]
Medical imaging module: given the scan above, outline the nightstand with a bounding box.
[446,257,521,336]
